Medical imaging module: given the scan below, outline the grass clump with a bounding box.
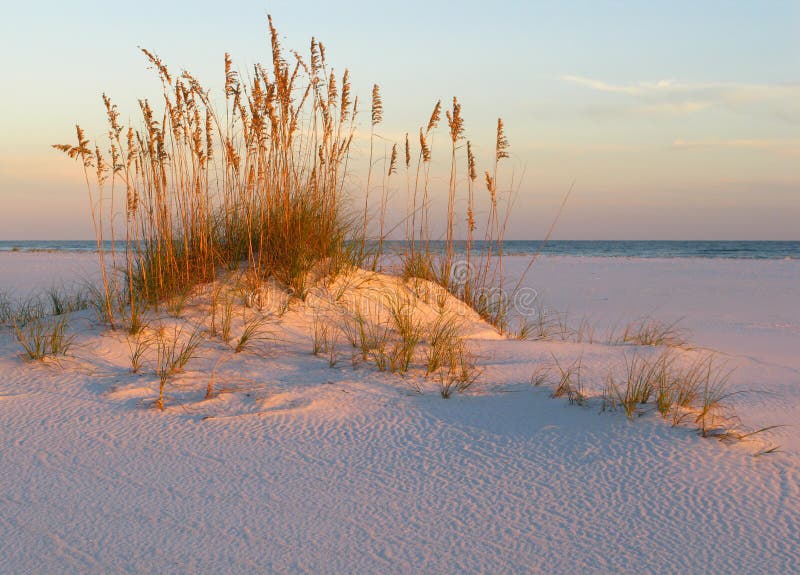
[618,318,688,348]
[435,342,478,399]
[515,303,588,343]
[614,352,664,417]
[423,313,479,398]
[425,313,463,375]
[599,350,747,438]
[550,355,585,405]
[126,329,154,373]
[529,347,766,444]
[233,314,272,354]
[154,325,204,410]
[54,17,360,322]
[1,288,90,328]
[53,15,532,343]
[0,291,11,325]
[0,291,15,327]
[386,293,423,374]
[13,317,75,361]
[45,287,90,316]
[312,314,330,357]
[693,359,736,437]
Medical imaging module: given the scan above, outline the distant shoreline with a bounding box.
[1,240,798,260]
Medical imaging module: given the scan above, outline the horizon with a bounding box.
[1,1,798,240]
[2,239,799,244]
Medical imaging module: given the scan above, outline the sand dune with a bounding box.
[0,253,798,574]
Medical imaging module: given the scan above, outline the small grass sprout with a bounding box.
[619,318,688,348]
[126,328,154,373]
[154,325,204,410]
[234,314,272,354]
[550,354,585,405]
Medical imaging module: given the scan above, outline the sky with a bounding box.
[0,0,798,240]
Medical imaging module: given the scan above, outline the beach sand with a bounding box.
[0,252,798,574]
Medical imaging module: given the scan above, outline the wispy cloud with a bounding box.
[561,75,800,120]
[562,75,696,97]
[524,142,637,153]
[671,138,800,156]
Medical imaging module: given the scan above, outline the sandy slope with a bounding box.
[0,253,798,574]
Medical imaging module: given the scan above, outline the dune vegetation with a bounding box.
[52,17,517,332]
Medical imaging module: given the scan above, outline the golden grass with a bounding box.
[55,16,526,341]
[49,16,563,403]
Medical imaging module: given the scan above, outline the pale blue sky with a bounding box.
[1,1,798,239]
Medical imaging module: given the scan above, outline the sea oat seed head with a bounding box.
[371,84,383,126]
[419,128,431,162]
[340,69,351,121]
[467,141,477,181]
[388,143,398,176]
[496,118,510,161]
[427,100,442,133]
[447,97,464,143]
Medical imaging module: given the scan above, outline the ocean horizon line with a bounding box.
[1,239,798,260]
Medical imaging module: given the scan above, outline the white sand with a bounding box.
[0,251,100,298]
[0,252,798,574]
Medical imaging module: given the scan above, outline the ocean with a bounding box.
[2,240,797,260]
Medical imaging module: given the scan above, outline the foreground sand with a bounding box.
[1,253,798,574]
